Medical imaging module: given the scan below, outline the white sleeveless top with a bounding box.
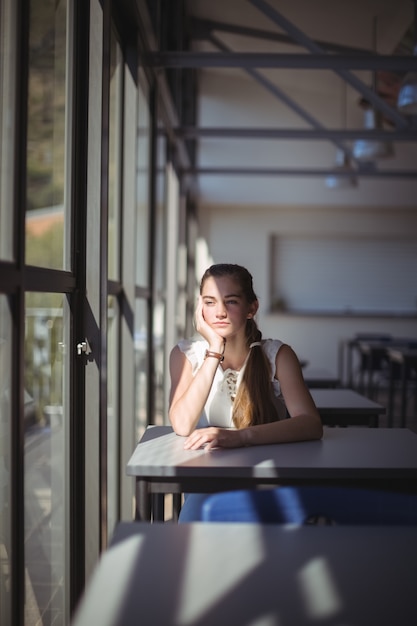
[177,338,285,428]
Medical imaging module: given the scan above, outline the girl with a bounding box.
[169,263,322,450]
[169,263,323,521]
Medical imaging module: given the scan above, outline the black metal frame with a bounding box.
[141,1,417,180]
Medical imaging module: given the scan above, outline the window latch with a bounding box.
[77,338,91,356]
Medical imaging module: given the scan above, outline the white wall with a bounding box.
[198,203,417,378]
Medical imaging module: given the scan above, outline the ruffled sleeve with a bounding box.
[259,339,283,404]
[262,339,283,381]
[177,338,207,376]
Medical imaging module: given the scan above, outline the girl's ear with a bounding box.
[248,299,259,318]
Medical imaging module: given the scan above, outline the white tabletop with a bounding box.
[127,426,417,481]
[309,388,385,414]
[72,521,417,626]
[302,367,340,388]
[127,426,417,520]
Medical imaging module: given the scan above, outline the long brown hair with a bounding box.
[200,264,280,428]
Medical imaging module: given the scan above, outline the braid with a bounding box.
[245,318,260,346]
[232,318,279,428]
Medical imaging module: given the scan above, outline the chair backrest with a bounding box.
[201,486,417,526]
[354,333,392,341]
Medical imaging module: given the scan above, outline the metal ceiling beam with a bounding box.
[181,167,417,179]
[208,34,356,160]
[190,17,374,57]
[144,51,417,72]
[249,0,408,129]
[175,127,417,141]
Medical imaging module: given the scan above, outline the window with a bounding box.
[153,135,168,425]
[0,0,16,261]
[24,292,70,624]
[106,26,123,541]
[25,0,69,270]
[108,29,122,281]
[136,79,150,286]
[0,296,11,624]
[107,294,119,537]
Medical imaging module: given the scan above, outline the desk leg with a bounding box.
[338,341,346,386]
[152,494,165,521]
[400,362,407,429]
[135,480,151,521]
[347,343,353,388]
[388,359,396,428]
[367,356,375,399]
[172,494,182,522]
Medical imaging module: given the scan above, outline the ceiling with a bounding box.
[149,0,417,206]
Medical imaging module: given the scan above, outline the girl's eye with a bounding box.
[226,299,238,305]
[204,300,215,306]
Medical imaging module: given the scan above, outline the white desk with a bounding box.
[72,521,417,626]
[310,388,385,427]
[127,426,417,521]
[302,367,340,388]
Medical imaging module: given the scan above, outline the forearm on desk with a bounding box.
[241,414,323,446]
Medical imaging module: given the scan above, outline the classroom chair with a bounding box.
[201,486,417,526]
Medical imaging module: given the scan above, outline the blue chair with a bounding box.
[200,486,417,526]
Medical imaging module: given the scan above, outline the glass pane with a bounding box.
[153,135,167,424]
[135,299,148,440]
[136,82,150,286]
[25,0,69,270]
[107,295,119,539]
[153,299,165,425]
[154,134,167,299]
[0,296,12,624]
[0,0,16,261]
[108,30,122,281]
[24,293,69,625]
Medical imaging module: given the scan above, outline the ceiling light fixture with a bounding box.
[397,1,417,115]
[353,108,395,160]
[397,51,417,114]
[325,149,358,189]
[326,80,357,189]
[353,16,394,161]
